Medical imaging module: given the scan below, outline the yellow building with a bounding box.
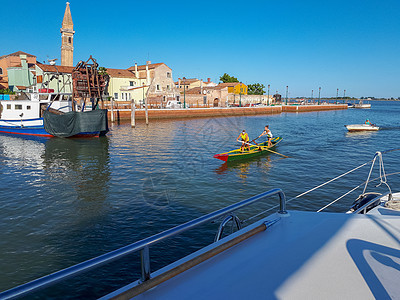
[106,68,148,104]
[218,82,247,95]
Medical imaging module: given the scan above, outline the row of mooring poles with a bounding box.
[110,85,149,127]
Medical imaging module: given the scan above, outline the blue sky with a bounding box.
[3,0,400,97]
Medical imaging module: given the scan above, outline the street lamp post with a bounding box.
[267,84,270,106]
[239,82,242,107]
[311,89,313,104]
[318,87,321,105]
[343,89,346,104]
[336,88,339,104]
[285,86,288,105]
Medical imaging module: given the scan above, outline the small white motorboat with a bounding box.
[345,124,379,132]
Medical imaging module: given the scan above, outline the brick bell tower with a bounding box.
[60,2,74,66]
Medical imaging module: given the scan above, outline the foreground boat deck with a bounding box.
[105,209,400,299]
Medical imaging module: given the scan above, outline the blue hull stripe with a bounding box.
[0,126,101,137]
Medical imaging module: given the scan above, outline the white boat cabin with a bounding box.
[0,93,72,120]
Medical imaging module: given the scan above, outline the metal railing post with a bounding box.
[140,246,151,282]
[278,191,287,214]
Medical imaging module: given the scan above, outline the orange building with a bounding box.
[0,51,36,89]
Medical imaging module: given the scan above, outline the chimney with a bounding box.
[146,61,151,65]
[134,63,138,78]
[146,64,150,85]
[20,54,27,69]
[207,78,211,83]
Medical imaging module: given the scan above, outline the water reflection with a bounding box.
[0,135,46,169]
[42,137,111,203]
[215,155,274,178]
[345,131,379,138]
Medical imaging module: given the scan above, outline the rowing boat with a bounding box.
[213,137,283,162]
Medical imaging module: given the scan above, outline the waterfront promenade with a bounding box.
[107,104,348,121]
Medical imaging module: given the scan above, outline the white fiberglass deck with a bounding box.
[106,209,400,300]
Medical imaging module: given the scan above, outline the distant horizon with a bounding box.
[2,0,400,98]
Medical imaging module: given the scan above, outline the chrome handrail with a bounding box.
[0,188,286,300]
[214,214,242,242]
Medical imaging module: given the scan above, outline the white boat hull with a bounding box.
[353,104,371,109]
[345,124,379,132]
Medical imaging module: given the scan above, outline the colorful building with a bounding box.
[217,82,248,95]
[175,78,216,93]
[127,62,178,107]
[0,51,36,90]
[106,68,147,104]
[35,63,74,94]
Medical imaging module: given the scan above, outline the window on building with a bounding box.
[0,67,3,75]
[167,72,171,78]
[7,104,11,109]
[27,105,31,110]
[15,105,22,110]
[156,85,160,91]
[167,85,170,90]
[68,37,72,44]
[114,93,118,100]
[130,81,135,86]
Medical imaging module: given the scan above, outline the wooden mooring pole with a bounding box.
[144,95,149,125]
[110,97,115,123]
[131,99,135,127]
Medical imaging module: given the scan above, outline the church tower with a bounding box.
[60,2,74,66]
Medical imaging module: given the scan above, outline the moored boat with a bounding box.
[0,56,109,138]
[0,93,108,138]
[351,100,371,109]
[345,124,379,132]
[213,137,283,162]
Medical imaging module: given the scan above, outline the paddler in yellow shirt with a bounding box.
[237,130,250,152]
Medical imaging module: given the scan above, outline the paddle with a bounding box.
[237,141,289,158]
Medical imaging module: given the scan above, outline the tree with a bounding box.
[219,73,239,83]
[247,83,265,95]
[98,67,108,76]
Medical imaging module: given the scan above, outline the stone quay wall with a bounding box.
[107,104,347,122]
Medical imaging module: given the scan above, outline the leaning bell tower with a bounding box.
[60,2,74,66]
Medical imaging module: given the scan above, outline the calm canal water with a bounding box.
[1,101,400,298]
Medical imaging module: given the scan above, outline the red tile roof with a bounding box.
[127,63,165,71]
[217,82,241,87]
[185,87,202,94]
[106,68,136,78]
[0,51,36,60]
[36,63,74,73]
